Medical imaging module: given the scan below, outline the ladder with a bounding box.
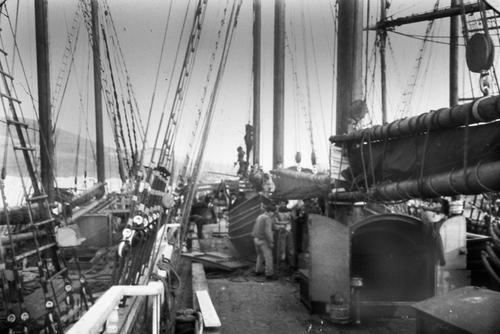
[0,46,68,332]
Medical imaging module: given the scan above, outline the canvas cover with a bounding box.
[270,168,330,199]
[344,121,500,187]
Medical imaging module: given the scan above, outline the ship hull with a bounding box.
[228,194,271,261]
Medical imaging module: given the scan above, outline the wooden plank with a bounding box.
[195,290,221,328]
[183,253,247,271]
[192,262,208,291]
[204,251,232,259]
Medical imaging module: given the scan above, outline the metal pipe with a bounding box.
[67,281,164,334]
[330,95,500,143]
[330,160,500,202]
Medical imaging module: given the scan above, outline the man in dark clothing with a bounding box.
[230,191,246,210]
[190,196,216,239]
[189,215,210,240]
[235,146,248,178]
[252,204,276,280]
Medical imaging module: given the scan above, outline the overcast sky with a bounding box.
[1,0,486,178]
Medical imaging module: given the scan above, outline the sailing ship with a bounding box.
[1,0,500,333]
[0,1,173,332]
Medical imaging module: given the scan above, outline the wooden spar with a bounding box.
[450,0,459,107]
[273,0,285,169]
[336,0,364,135]
[91,0,105,183]
[330,95,500,143]
[371,2,489,30]
[69,182,105,207]
[330,160,500,202]
[34,0,54,201]
[379,0,388,124]
[252,0,261,166]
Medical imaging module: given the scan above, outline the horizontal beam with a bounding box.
[330,95,500,143]
[330,160,500,202]
[371,2,489,30]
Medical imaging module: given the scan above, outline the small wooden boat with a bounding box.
[228,194,271,260]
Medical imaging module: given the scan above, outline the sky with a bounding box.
[0,0,492,181]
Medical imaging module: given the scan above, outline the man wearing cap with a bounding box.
[252,203,277,280]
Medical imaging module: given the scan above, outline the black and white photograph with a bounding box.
[0,0,499,333]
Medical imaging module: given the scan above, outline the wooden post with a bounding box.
[273,0,285,169]
[450,0,459,107]
[35,0,54,201]
[91,0,105,183]
[252,0,261,166]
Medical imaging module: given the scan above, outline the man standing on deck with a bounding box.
[252,204,277,281]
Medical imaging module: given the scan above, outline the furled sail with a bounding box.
[270,168,330,199]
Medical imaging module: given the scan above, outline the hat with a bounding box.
[264,204,276,212]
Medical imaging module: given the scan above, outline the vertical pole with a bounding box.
[252,0,261,166]
[34,0,54,201]
[379,0,388,124]
[336,0,364,135]
[273,0,285,169]
[450,0,459,106]
[92,0,105,183]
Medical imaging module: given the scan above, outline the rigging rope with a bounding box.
[299,6,316,165]
[396,0,440,118]
[181,0,241,236]
[150,0,194,166]
[158,0,208,166]
[2,8,66,198]
[102,24,131,175]
[286,19,305,158]
[102,0,146,138]
[181,2,230,179]
[305,2,328,161]
[140,0,175,170]
[52,3,83,129]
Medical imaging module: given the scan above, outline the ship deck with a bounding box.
[195,223,416,334]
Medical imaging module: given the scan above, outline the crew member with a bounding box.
[234,146,248,178]
[252,204,277,281]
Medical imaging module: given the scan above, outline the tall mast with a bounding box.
[379,0,388,124]
[273,0,285,169]
[336,0,364,135]
[91,0,105,183]
[449,0,459,106]
[34,0,54,201]
[252,0,261,166]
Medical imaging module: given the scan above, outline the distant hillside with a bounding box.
[0,118,120,177]
[1,118,241,180]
